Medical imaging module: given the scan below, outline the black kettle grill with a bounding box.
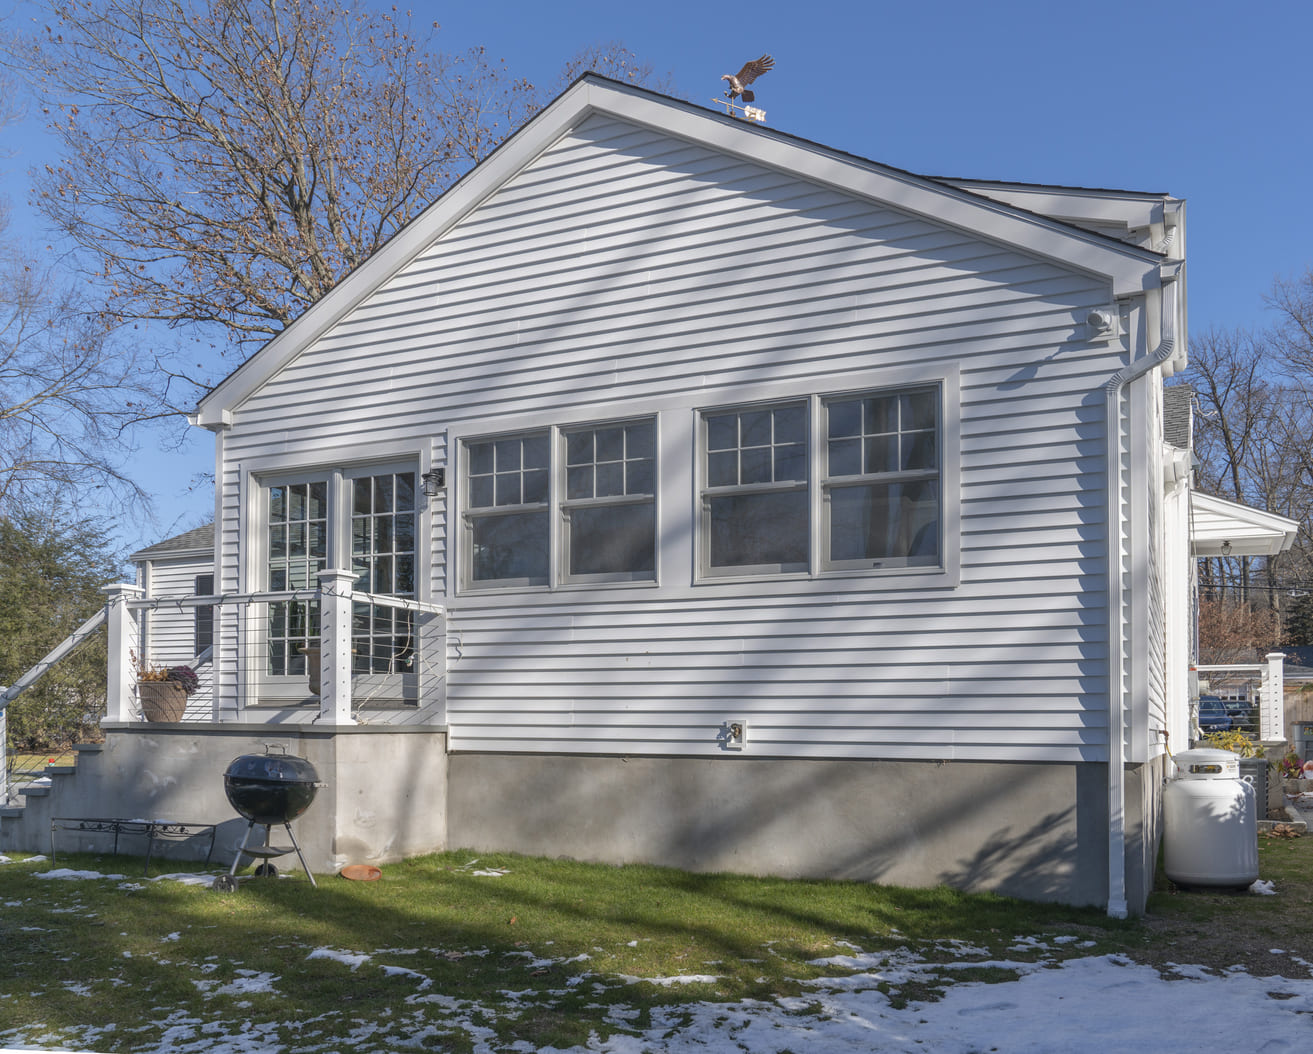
[213,746,323,891]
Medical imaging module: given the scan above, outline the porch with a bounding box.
[1,572,449,869]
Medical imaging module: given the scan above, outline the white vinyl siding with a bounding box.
[134,554,216,719]
[212,111,1142,759]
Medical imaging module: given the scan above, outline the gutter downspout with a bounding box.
[1103,276,1179,919]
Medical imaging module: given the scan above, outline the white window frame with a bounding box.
[459,416,659,593]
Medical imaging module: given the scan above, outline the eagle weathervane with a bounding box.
[714,54,774,122]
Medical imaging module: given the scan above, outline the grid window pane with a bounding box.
[350,471,419,674]
[266,477,329,675]
[707,450,738,488]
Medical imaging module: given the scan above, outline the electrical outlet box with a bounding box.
[722,719,747,750]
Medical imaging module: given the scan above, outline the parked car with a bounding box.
[1223,698,1256,730]
[1198,695,1232,733]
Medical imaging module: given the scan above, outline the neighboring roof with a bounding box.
[1190,492,1300,558]
[1163,384,1193,448]
[192,74,1175,430]
[129,523,215,563]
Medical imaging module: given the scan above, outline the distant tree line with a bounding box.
[1184,268,1313,654]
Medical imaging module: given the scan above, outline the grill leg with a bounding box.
[283,823,317,888]
[228,820,259,877]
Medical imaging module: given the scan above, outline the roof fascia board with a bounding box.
[940,180,1177,230]
[195,77,1165,424]
[596,85,1163,292]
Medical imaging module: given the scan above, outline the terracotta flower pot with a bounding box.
[139,680,187,722]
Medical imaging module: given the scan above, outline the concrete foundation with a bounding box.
[1,723,447,874]
[4,733,1163,911]
[447,753,1124,908]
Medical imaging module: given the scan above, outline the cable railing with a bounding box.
[105,570,444,725]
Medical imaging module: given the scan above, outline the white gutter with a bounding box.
[1102,276,1179,919]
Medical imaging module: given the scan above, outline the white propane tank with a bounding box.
[1163,747,1258,888]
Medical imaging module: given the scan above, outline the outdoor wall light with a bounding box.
[1221,540,1233,557]
[421,468,446,498]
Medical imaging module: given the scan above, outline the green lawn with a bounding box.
[0,834,1309,1052]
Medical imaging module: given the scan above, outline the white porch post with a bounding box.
[1263,652,1286,743]
[317,569,355,726]
[102,583,143,722]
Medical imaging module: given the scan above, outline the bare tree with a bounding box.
[0,19,151,514]
[0,251,153,513]
[1272,267,1313,377]
[15,0,659,385]
[1185,311,1313,640]
[1197,597,1278,664]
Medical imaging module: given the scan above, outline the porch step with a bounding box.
[46,766,76,776]
[19,783,51,798]
[1,806,24,819]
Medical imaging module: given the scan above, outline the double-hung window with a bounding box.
[701,402,809,575]
[463,418,656,589]
[823,387,940,569]
[699,384,942,577]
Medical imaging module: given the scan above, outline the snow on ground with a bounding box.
[2,866,1312,1054]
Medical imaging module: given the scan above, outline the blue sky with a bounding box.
[4,0,1312,554]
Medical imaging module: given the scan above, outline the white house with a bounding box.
[5,75,1297,915]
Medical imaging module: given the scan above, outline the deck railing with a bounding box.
[1193,652,1285,742]
[105,568,444,725]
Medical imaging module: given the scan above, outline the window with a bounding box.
[463,418,656,589]
[701,402,809,575]
[350,471,417,674]
[261,466,418,695]
[194,574,214,655]
[824,387,940,569]
[466,433,550,587]
[266,480,328,677]
[563,421,656,580]
[699,385,942,577]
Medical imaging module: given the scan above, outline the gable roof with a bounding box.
[192,74,1176,429]
[129,523,215,563]
[1190,492,1299,558]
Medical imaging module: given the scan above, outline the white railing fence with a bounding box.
[105,570,443,724]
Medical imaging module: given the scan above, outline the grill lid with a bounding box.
[223,746,322,825]
[224,750,319,786]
